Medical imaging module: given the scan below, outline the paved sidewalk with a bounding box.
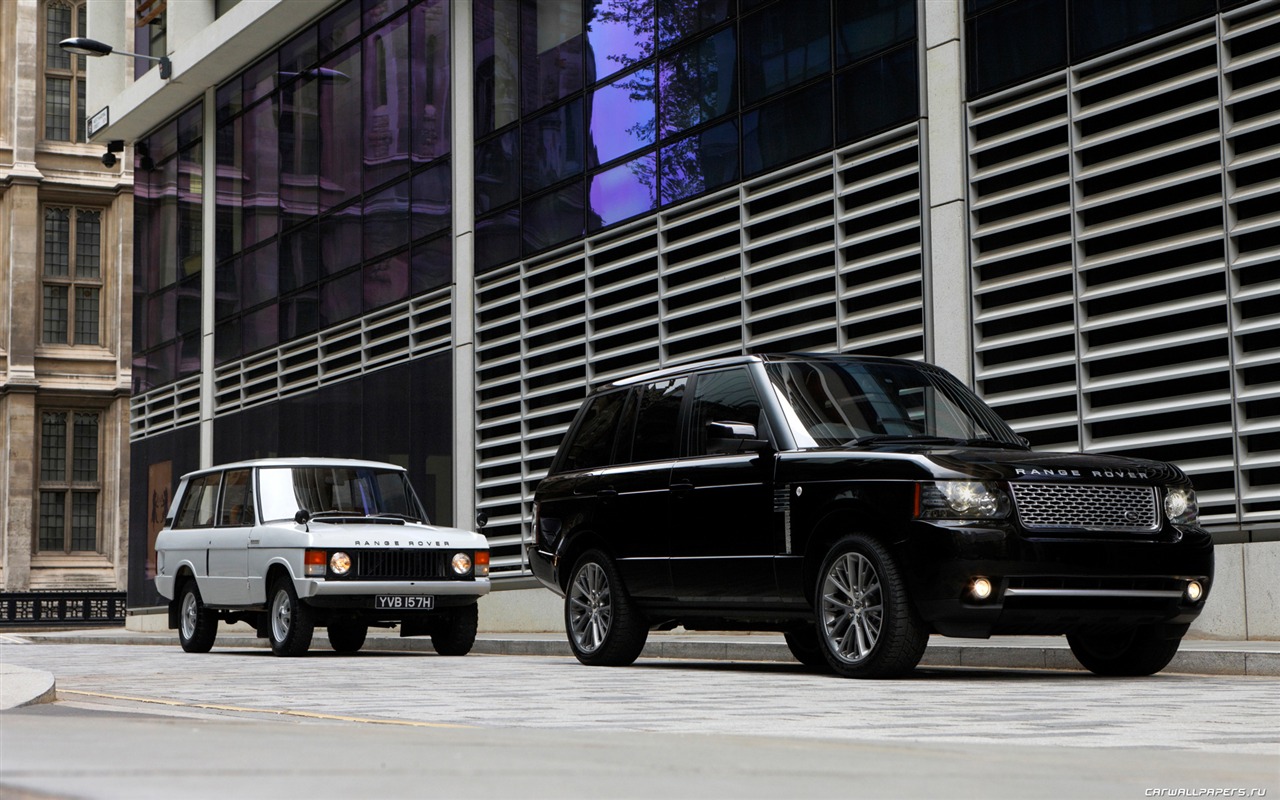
[3,627,1277,710]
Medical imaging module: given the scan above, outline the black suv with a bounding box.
[531,354,1213,678]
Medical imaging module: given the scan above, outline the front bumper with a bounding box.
[902,521,1214,638]
[297,577,491,599]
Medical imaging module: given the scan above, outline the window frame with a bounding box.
[41,204,105,347]
[35,407,104,554]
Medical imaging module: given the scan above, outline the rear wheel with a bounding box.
[327,621,368,654]
[268,576,314,657]
[430,603,478,656]
[1067,626,1183,676]
[177,581,217,653]
[565,550,648,667]
[815,534,927,679]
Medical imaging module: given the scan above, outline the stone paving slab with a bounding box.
[0,662,57,710]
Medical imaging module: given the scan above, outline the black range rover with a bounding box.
[531,354,1213,678]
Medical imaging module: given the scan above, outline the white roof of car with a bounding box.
[179,457,405,481]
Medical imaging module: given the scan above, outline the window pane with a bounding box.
[1071,0,1214,62]
[967,0,1066,98]
[363,251,410,310]
[411,160,451,240]
[219,469,256,526]
[241,303,279,354]
[836,45,918,143]
[412,0,451,161]
[44,208,70,276]
[586,0,654,84]
[587,67,655,165]
[320,205,362,276]
[588,153,657,230]
[76,210,101,278]
[242,98,280,247]
[524,97,585,193]
[740,0,830,105]
[175,474,220,528]
[692,368,763,455]
[241,243,279,308]
[412,234,451,294]
[41,412,68,481]
[523,182,585,255]
[657,0,731,51]
[659,28,736,139]
[521,0,585,114]
[660,118,738,204]
[475,209,521,271]
[320,269,363,327]
[629,378,686,462]
[561,390,628,471]
[281,76,320,229]
[742,79,831,177]
[280,223,319,293]
[364,179,411,261]
[71,491,98,551]
[39,491,66,551]
[46,3,71,70]
[76,78,86,143]
[72,412,99,481]
[835,0,916,66]
[43,285,69,344]
[474,0,520,135]
[75,287,100,345]
[363,12,412,191]
[319,43,362,213]
[46,76,71,141]
[216,118,244,260]
[476,128,520,212]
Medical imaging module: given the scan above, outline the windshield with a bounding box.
[765,360,1022,448]
[258,466,427,523]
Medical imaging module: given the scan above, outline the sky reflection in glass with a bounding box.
[586,0,654,83]
[589,68,655,165]
[589,152,657,229]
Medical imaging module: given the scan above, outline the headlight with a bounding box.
[918,481,1010,519]
[451,552,473,575]
[1164,487,1199,526]
[329,551,351,576]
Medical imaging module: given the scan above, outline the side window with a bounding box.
[559,390,628,472]
[691,368,764,456]
[218,469,256,527]
[628,378,686,463]
[174,474,220,529]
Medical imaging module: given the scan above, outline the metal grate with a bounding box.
[351,549,453,581]
[474,128,926,578]
[969,2,1280,529]
[1010,483,1160,532]
[0,591,127,626]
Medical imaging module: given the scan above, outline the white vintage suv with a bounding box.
[155,458,490,657]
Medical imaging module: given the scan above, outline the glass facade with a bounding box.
[473,0,919,270]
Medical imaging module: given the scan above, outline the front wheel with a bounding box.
[430,603,478,656]
[783,626,832,672]
[177,581,218,653]
[814,534,928,679]
[327,621,368,654]
[268,576,314,657]
[565,550,648,667]
[1067,627,1183,676]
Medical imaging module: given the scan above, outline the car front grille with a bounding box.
[350,549,453,580]
[1010,483,1160,532]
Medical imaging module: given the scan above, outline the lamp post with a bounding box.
[58,37,171,80]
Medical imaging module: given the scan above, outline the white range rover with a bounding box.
[154,458,490,657]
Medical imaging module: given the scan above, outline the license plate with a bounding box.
[375,595,434,610]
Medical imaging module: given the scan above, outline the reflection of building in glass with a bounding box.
[91,0,1280,633]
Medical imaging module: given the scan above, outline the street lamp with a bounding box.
[59,37,171,80]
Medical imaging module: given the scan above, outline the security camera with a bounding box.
[102,151,117,168]
[101,139,124,169]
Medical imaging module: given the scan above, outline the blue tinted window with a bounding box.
[659,28,736,139]
[279,224,319,293]
[586,0,654,84]
[280,291,319,340]
[279,75,319,229]
[320,269,362,327]
[241,244,278,308]
[523,182,584,255]
[588,68,655,165]
[475,128,520,212]
[523,97,585,192]
[967,0,1066,97]
[319,206,363,276]
[319,0,361,58]
[318,43,362,213]
[740,0,830,105]
[836,45,918,143]
[243,52,278,107]
[363,12,412,191]
[363,179,410,261]
[521,0,585,114]
[475,209,521,271]
[474,0,520,135]
[657,0,732,51]
[411,161,451,240]
[363,251,410,311]
[242,100,279,249]
[743,79,831,176]
[241,303,278,355]
[412,0,451,161]
[412,235,451,294]
[836,0,915,66]
[660,118,738,204]
[280,25,317,84]
[1070,0,1214,62]
[589,153,657,230]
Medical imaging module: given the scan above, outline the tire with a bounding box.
[177,580,218,653]
[1067,626,1183,676]
[327,621,368,654]
[430,603,478,656]
[564,549,648,667]
[784,626,832,672]
[814,534,928,679]
[267,576,315,657]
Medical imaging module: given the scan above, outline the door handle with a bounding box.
[597,487,618,501]
[670,481,694,494]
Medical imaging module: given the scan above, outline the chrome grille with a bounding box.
[1010,483,1159,532]
[351,550,451,580]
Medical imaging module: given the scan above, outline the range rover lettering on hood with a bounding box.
[353,539,450,547]
[1013,467,1151,480]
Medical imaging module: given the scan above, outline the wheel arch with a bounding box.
[555,529,610,593]
[800,501,900,605]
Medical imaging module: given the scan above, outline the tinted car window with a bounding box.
[628,378,686,463]
[691,368,764,456]
[218,469,256,527]
[559,390,628,472]
[174,473,220,529]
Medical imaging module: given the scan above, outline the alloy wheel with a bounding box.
[568,562,612,654]
[820,551,884,664]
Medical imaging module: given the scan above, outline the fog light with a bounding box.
[451,552,473,575]
[330,551,351,576]
[971,577,993,601]
[1186,580,1203,602]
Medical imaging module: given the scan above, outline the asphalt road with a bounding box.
[1,641,1278,799]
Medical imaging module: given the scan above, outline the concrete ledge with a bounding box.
[0,663,56,710]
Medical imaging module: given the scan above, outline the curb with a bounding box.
[0,663,57,710]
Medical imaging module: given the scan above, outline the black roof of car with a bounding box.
[596,352,928,392]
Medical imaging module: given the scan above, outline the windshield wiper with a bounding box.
[844,434,958,447]
[370,512,422,523]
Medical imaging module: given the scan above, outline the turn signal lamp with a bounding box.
[305,549,327,577]
[475,550,490,577]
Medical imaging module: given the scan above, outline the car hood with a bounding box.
[261,520,488,549]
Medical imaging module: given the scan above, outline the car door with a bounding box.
[168,472,225,602]
[209,467,256,605]
[668,367,778,604]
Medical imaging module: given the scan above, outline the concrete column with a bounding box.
[451,0,476,531]
[200,86,217,468]
[922,0,973,385]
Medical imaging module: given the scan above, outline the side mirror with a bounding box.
[476,510,488,530]
[294,509,311,525]
[706,421,771,454]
